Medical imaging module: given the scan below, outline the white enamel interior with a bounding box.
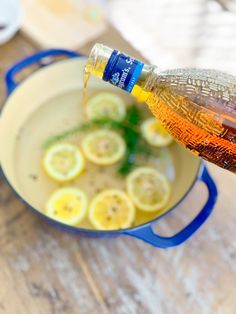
[0,58,201,228]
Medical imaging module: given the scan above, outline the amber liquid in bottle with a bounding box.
[84,44,236,173]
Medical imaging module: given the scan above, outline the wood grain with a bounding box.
[0,28,236,314]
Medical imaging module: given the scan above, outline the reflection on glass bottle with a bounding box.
[84,44,236,173]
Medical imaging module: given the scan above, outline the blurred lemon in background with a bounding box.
[81,130,126,165]
[46,187,88,226]
[141,118,173,147]
[86,92,126,122]
[43,143,85,182]
[89,189,135,230]
[126,167,170,212]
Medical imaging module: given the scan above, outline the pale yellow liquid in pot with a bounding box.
[14,89,177,229]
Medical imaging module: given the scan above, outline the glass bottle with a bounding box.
[84,43,236,173]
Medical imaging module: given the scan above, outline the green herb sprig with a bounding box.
[43,105,156,175]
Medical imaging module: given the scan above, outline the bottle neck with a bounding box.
[85,44,113,79]
[85,44,157,102]
[132,63,157,102]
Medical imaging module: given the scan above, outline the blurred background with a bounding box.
[0,2,236,314]
[1,0,236,73]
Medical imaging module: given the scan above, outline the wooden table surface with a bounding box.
[0,29,236,314]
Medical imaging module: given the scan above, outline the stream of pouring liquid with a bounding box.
[83,68,90,106]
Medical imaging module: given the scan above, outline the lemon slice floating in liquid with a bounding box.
[126,167,170,212]
[46,187,88,226]
[89,189,135,230]
[141,117,173,147]
[43,143,85,182]
[81,130,126,165]
[86,92,126,122]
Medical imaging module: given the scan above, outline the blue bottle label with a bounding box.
[103,50,144,93]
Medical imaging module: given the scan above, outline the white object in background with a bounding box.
[20,0,107,49]
[0,0,22,45]
[108,0,236,75]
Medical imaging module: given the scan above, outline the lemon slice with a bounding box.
[126,167,170,212]
[86,92,126,122]
[43,143,85,182]
[89,189,135,230]
[81,130,126,165]
[141,117,173,147]
[46,187,88,226]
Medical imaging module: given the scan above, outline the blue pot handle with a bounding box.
[124,164,217,248]
[5,49,80,95]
